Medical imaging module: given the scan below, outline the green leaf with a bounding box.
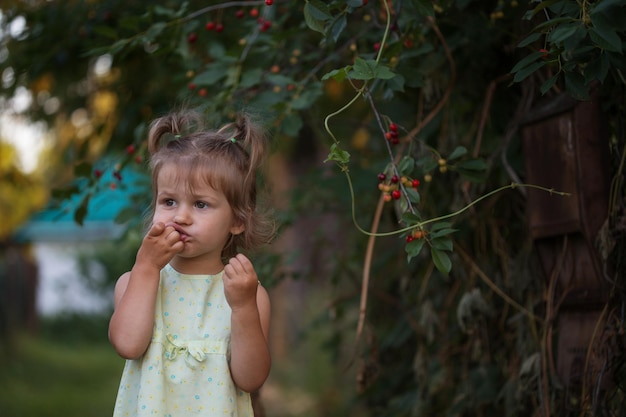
[511,51,543,73]
[74,194,91,226]
[591,0,626,15]
[143,22,167,42]
[350,57,377,80]
[329,15,347,43]
[429,228,458,239]
[548,22,580,44]
[540,73,560,95]
[513,61,546,83]
[431,248,452,275]
[457,159,487,171]
[321,67,350,82]
[517,32,542,48]
[291,85,323,110]
[431,237,454,252]
[402,212,421,224]
[405,188,421,204]
[324,143,350,164]
[304,1,330,34]
[192,63,231,86]
[447,146,467,161]
[589,26,622,53]
[240,68,263,88]
[281,112,303,137]
[398,156,415,174]
[406,238,426,261]
[430,222,453,231]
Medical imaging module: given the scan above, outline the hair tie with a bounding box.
[229,137,237,143]
[174,134,181,139]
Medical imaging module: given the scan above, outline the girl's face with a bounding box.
[152,163,244,270]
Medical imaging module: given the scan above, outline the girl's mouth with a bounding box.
[166,223,189,242]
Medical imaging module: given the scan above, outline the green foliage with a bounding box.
[512,0,626,99]
[0,327,122,417]
[1,0,625,416]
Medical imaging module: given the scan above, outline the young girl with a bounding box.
[109,110,275,416]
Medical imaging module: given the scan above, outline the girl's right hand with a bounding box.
[136,222,185,270]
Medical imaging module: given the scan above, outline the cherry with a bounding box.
[205,21,215,31]
[377,173,386,182]
[260,19,272,31]
[406,235,414,243]
[236,9,245,19]
[391,190,401,200]
[250,8,259,18]
[391,175,399,183]
[198,88,208,97]
[412,179,420,188]
[265,0,273,5]
[216,23,224,32]
[187,33,197,43]
[94,169,103,179]
[389,122,398,132]
[125,144,136,154]
[188,83,197,90]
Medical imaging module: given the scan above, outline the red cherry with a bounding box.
[391,190,401,200]
[377,173,386,182]
[94,169,103,179]
[391,175,399,183]
[236,10,245,19]
[250,8,259,18]
[205,21,215,31]
[188,83,197,90]
[412,179,420,188]
[125,144,136,154]
[187,33,197,43]
[389,122,398,132]
[198,88,208,97]
[260,20,272,31]
[109,182,117,190]
[406,235,414,243]
[385,132,393,140]
[265,0,273,5]
[216,23,224,32]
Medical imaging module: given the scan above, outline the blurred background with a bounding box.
[1,1,625,416]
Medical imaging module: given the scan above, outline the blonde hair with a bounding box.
[146,109,275,259]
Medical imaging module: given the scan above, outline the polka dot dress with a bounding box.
[113,264,253,416]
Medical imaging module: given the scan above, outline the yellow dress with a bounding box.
[113,264,252,416]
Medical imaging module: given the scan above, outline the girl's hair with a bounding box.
[146,109,275,259]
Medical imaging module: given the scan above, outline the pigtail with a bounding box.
[148,111,204,155]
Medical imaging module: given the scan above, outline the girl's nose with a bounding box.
[173,206,191,224]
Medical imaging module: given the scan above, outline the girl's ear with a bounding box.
[230,221,245,236]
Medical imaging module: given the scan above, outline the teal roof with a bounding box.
[15,162,150,242]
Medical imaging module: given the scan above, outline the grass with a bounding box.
[0,318,125,417]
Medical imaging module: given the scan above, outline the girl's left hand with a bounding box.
[223,254,259,310]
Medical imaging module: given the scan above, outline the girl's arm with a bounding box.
[224,254,272,393]
[108,222,183,359]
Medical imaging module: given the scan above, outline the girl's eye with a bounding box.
[164,199,175,206]
[195,201,208,209]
